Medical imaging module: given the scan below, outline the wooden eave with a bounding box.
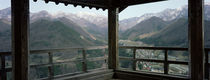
[34,0,166,11]
[117,0,166,7]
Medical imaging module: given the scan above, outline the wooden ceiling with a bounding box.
[33,0,166,11]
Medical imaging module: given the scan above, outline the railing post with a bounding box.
[132,49,137,71]
[102,49,107,68]
[164,50,169,74]
[48,52,54,80]
[0,55,6,80]
[108,7,119,70]
[82,50,87,72]
[205,50,209,80]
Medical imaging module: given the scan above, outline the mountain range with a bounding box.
[1,4,210,52]
[135,18,210,47]
[1,4,210,31]
[0,10,107,51]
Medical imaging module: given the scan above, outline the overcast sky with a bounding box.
[0,0,210,20]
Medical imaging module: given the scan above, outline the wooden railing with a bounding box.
[0,46,108,80]
[119,46,210,79]
[1,46,210,80]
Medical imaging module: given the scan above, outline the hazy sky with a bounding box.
[0,0,210,20]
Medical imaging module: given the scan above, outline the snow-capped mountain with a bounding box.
[119,4,210,31]
[119,17,140,31]
[54,12,100,28]
[0,7,11,21]
[76,12,108,28]
[1,4,210,31]
[30,10,54,23]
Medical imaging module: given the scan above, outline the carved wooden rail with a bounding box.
[0,46,108,80]
[119,46,210,79]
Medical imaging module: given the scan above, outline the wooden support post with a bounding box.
[11,0,29,79]
[82,50,87,72]
[132,49,137,71]
[188,0,204,80]
[102,49,107,68]
[0,55,6,80]
[108,8,119,70]
[205,51,209,80]
[48,52,54,80]
[164,50,168,74]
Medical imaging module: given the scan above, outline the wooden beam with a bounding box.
[115,70,189,80]
[188,0,204,80]
[117,0,166,7]
[119,6,128,13]
[108,8,119,70]
[44,0,108,9]
[0,55,6,80]
[11,0,29,79]
[205,50,209,80]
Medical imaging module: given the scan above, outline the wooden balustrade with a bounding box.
[0,46,107,80]
[0,46,209,80]
[119,46,210,79]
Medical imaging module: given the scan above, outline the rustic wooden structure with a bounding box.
[0,0,206,80]
[11,0,30,80]
[188,0,204,80]
[108,7,119,70]
[1,47,210,80]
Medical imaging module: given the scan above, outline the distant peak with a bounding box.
[0,7,11,11]
[38,10,49,14]
[76,11,106,18]
[205,2,210,5]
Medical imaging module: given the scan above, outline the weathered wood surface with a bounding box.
[34,0,166,11]
[205,50,209,79]
[115,70,189,80]
[119,46,188,51]
[164,50,168,74]
[108,7,119,70]
[132,49,137,71]
[0,47,210,80]
[119,57,188,65]
[11,0,30,79]
[0,55,6,80]
[82,50,87,72]
[54,69,113,80]
[188,0,204,80]
[119,46,190,75]
[116,0,166,7]
[30,46,107,54]
[48,52,54,80]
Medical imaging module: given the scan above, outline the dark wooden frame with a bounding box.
[188,0,204,80]
[5,0,207,80]
[108,7,119,70]
[0,46,108,80]
[11,0,30,79]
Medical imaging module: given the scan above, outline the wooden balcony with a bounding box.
[1,46,209,80]
[7,0,205,79]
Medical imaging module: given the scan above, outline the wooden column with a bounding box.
[164,50,169,74]
[82,50,87,72]
[132,49,137,71]
[11,0,29,79]
[188,0,204,80]
[108,8,119,70]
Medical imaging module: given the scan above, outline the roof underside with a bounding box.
[34,0,166,11]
